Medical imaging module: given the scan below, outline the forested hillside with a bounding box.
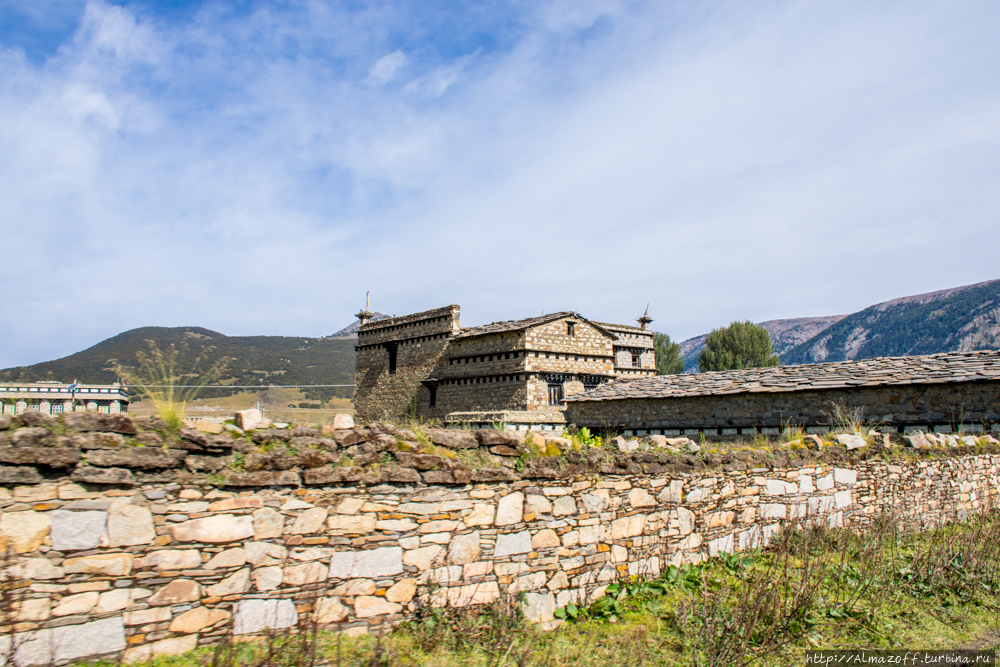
[0,327,357,402]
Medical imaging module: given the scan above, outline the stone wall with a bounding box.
[567,380,1000,434]
[1,411,1000,664]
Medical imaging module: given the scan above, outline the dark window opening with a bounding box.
[567,322,575,336]
[387,344,398,374]
[631,353,640,367]
[548,383,564,406]
[428,385,437,407]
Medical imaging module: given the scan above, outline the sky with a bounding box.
[1,0,999,369]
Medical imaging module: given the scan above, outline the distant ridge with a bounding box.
[0,326,356,402]
[327,313,389,338]
[679,279,1000,371]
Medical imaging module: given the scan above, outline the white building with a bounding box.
[0,381,130,415]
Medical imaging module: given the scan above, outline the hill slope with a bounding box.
[781,280,1000,364]
[0,327,357,402]
[679,315,847,372]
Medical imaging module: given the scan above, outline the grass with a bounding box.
[74,509,1000,667]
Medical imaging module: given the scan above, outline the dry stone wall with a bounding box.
[1,412,999,665]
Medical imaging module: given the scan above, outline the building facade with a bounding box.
[354,305,657,428]
[0,382,130,415]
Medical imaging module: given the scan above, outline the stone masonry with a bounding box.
[0,410,999,663]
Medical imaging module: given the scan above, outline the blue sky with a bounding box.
[1,0,999,368]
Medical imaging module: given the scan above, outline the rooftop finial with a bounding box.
[637,304,653,330]
[356,291,374,326]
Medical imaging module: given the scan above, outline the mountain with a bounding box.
[328,313,388,338]
[781,280,1000,364]
[678,279,1000,371]
[679,315,847,372]
[0,327,357,402]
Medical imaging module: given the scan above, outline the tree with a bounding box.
[653,332,684,375]
[698,321,780,371]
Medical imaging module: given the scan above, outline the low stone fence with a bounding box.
[0,412,998,664]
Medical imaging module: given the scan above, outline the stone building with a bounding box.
[354,305,656,428]
[0,381,130,415]
[565,350,1000,437]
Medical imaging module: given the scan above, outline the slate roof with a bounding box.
[454,312,618,341]
[565,350,1000,402]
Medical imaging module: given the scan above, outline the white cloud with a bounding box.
[1,1,999,368]
[367,50,406,85]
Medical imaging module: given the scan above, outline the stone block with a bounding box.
[521,592,555,623]
[609,514,646,540]
[290,507,328,534]
[354,595,403,618]
[246,541,286,566]
[425,428,478,449]
[64,552,133,576]
[448,531,481,565]
[171,514,255,543]
[531,529,560,549]
[148,579,201,605]
[834,490,853,509]
[204,547,247,569]
[494,530,532,557]
[328,546,403,579]
[0,466,43,484]
[0,446,80,468]
[72,466,135,485]
[628,488,656,508]
[207,568,251,596]
[403,544,445,570]
[49,509,107,551]
[314,596,349,623]
[123,634,199,663]
[386,578,417,603]
[124,607,171,625]
[10,615,126,666]
[283,562,327,586]
[8,557,64,580]
[135,549,202,571]
[87,447,187,469]
[327,514,377,533]
[496,492,524,526]
[464,504,495,527]
[833,468,858,485]
[53,591,100,616]
[431,581,500,607]
[233,599,298,635]
[0,510,50,553]
[234,409,272,431]
[816,474,834,491]
[252,507,284,539]
[254,566,283,591]
[108,504,156,546]
[552,496,577,516]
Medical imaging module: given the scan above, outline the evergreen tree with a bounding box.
[699,321,780,371]
[653,332,684,375]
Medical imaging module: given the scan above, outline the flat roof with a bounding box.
[565,350,1000,402]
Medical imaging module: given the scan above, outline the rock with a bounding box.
[448,531,481,565]
[495,492,524,525]
[835,433,867,450]
[87,447,187,469]
[403,545,444,570]
[207,567,251,596]
[171,514,255,543]
[425,428,478,449]
[53,591,100,616]
[123,635,199,662]
[472,467,518,482]
[252,508,284,539]
[93,588,133,613]
[254,565,283,591]
[49,510,107,551]
[464,503,495,527]
[108,504,156,546]
[235,408,272,431]
[805,434,824,448]
[290,507,328,534]
[195,420,225,435]
[0,415,9,430]
[552,496,577,516]
[124,607,171,625]
[136,549,203,571]
[531,529,560,548]
[0,510,50,553]
[327,514,377,533]
[489,445,520,457]
[64,412,137,435]
[628,488,656,508]
[609,514,646,540]
[0,466,43,484]
[476,430,520,446]
[15,597,51,621]
[7,557,64,580]
[179,428,212,448]
[245,541,286,566]
[332,414,355,429]
[283,562,327,586]
[354,595,402,618]
[494,530,532,557]
[0,446,80,468]
[617,438,639,453]
[394,451,444,470]
[314,596,349,623]
[204,547,246,569]
[63,552,133,576]
[961,435,980,447]
[686,441,701,453]
[385,578,417,603]
[11,616,125,666]
[233,598,298,635]
[72,466,135,485]
[11,427,56,448]
[386,467,421,483]
[904,432,930,449]
[148,579,201,605]
[521,592,555,623]
[328,546,403,579]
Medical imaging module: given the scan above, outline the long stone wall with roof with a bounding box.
[566,351,1000,434]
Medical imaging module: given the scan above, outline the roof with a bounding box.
[592,321,651,334]
[453,312,618,341]
[565,350,1000,402]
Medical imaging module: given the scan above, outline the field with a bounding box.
[127,388,354,425]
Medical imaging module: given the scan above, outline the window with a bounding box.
[387,343,397,374]
[567,322,575,336]
[547,383,564,406]
[428,384,437,407]
[632,353,640,367]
